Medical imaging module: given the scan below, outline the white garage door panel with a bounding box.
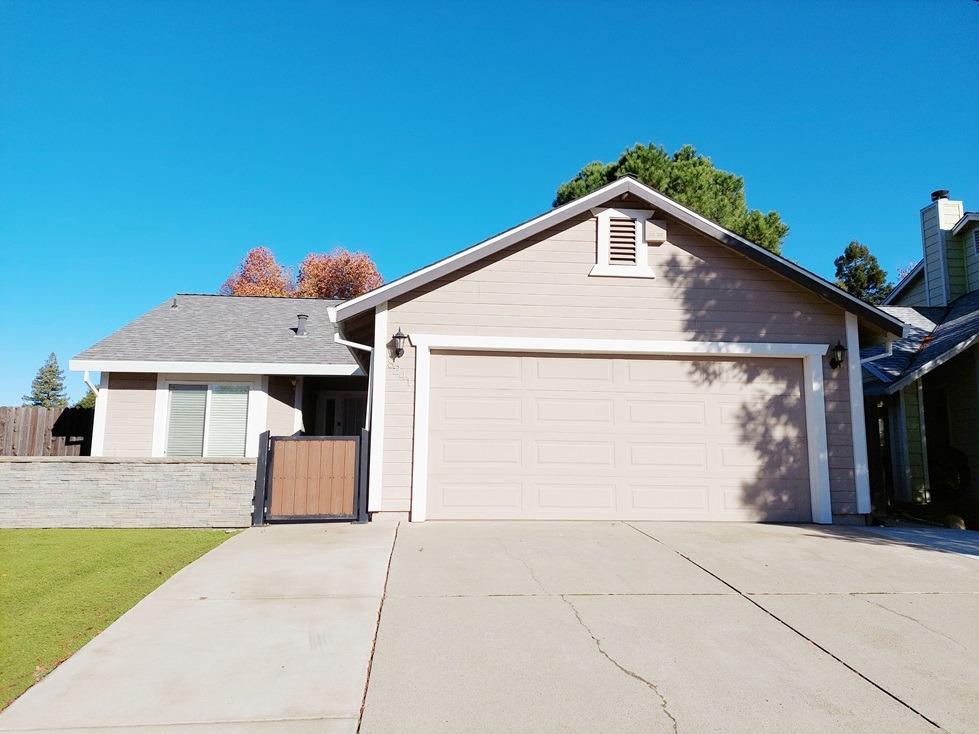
[427,352,812,521]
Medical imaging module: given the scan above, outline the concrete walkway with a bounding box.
[0,523,398,733]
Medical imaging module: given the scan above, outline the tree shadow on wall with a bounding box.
[660,249,829,522]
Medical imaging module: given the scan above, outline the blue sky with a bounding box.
[1,0,977,404]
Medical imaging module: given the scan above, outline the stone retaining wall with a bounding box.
[0,457,256,528]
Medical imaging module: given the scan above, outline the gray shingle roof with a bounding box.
[861,294,979,395]
[74,294,356,365]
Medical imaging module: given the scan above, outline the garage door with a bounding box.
[426,352,812,521]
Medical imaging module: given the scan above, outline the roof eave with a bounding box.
[885,332,979,394]
[68,359,364,377]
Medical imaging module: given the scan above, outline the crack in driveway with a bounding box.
[625,522,947,732]
[560,594,679,734]
[497,535,679,731]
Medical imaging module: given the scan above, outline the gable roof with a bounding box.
[881,260,924,306]
[70,294,360,375]
[886,290,979,393]
[860,305,944,395]
[333,176,905,336]
[862,292,979,395]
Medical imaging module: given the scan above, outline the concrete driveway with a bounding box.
[360,521,979,734]
[2,521,977,733]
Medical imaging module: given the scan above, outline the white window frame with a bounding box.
[152,374,268,458]
[589,207,656,279]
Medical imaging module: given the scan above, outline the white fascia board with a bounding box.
[407,334,829,358]
[69,359,364,376]
[334,177,905,337]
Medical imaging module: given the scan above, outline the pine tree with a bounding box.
[834,241,893,305]
[23,353,69,407]
[75,389,97,409]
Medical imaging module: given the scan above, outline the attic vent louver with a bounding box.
[608,217,637,264]
[296,313,308,337]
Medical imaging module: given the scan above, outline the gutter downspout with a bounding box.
[83,370,100,396]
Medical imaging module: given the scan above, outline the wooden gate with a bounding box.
[256,434,366,522]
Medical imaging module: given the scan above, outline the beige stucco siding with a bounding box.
[266,376,296,436]
[380,211,857,515]
[103,372,157,456]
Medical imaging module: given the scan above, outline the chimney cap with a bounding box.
[931,189,950,202]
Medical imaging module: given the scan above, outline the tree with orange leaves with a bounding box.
[220,247,294,297]
[295,249,383,299]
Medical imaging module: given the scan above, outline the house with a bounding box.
[72,177,907,524]
[331,176,903,523]
[69,296,368,458]
[862,190,979,520]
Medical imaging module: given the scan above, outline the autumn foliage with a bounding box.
[296,250,384,299]
[221,246,382,299]
[220,247,294,297]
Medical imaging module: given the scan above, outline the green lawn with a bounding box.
[0,528,235,709]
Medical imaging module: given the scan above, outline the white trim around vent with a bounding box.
[407,335,833,524]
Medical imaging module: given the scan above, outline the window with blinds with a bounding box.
[166,385,206,457]
[608,217,638,264]
[165,383,250,458]
[206,385,249,457]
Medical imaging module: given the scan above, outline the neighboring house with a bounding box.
[862,190,979,513]
[73,177,907,524]
[69,296,367,458]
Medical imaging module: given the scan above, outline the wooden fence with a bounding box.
[0,407,94,456]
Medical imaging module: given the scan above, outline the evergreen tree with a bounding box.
[554,143,789,254]
[834,241,893,305]
[75,389,97,409]
[23,353,69,407]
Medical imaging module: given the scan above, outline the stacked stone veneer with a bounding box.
[0,457,256,528]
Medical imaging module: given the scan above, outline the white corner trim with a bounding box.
[845,314,872,514]
[90,372,109,457]
[151,375,168,457]
[69,359,364,377]
[803,354,834,523]
[367,303,389,513]
[247,377,269,458]
[407,335,834,524]
[292,376,305,434]
[408,334,830,358]
[409,339,431,522]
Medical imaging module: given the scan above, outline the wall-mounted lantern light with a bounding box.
[392,328,407,358]
[829,341,847,369]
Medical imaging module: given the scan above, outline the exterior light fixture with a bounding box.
[392,328,407,358]
[829,341,847,369]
